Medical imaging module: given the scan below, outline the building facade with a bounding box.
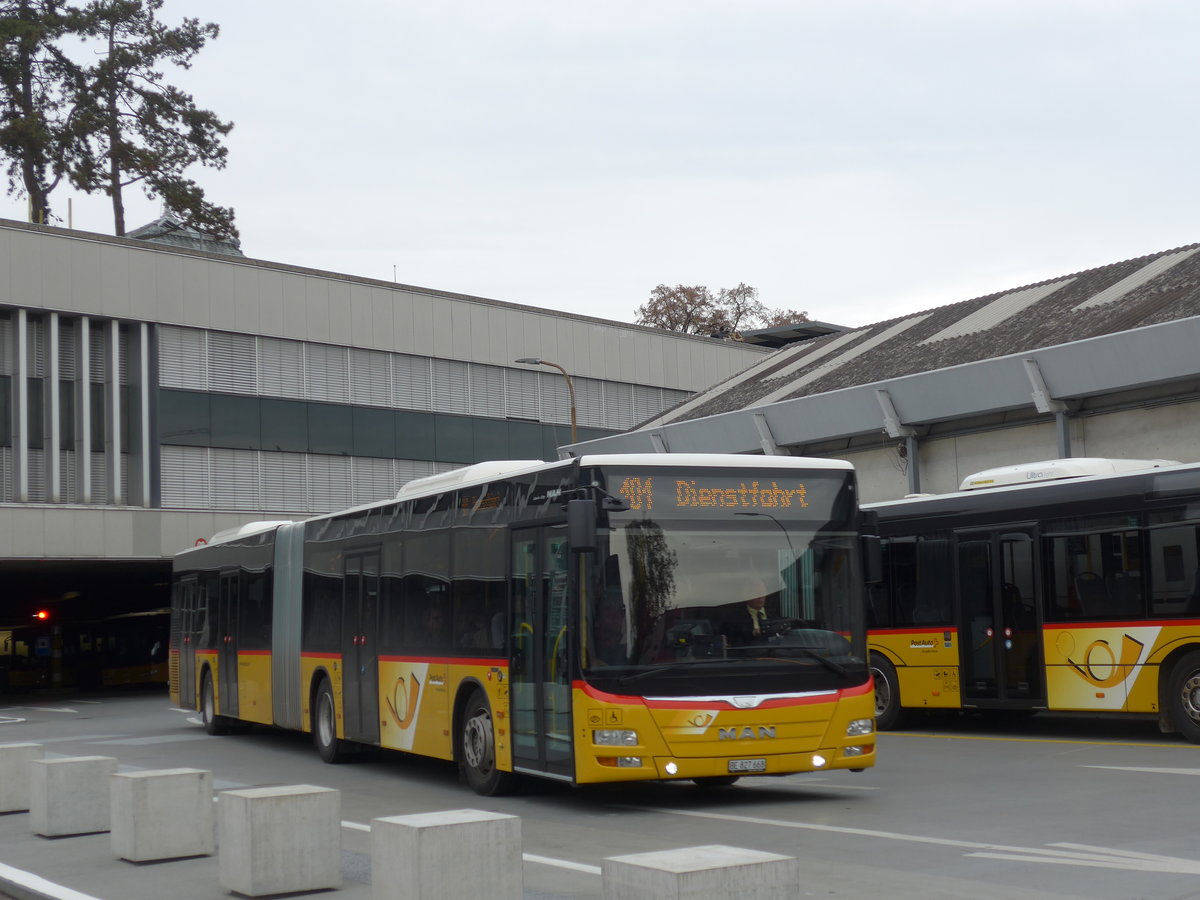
[0,217,766,644]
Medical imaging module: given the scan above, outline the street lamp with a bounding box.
[515,357,577,443]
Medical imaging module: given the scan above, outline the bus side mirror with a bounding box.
[861,535,883,584]
[567,499,597,553]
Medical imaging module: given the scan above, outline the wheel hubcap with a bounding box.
[872,668,890,716]
[318,696,334,745]
[1181,672,1200,724]
[463,710,492,772]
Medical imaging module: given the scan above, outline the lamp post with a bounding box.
[515,357,577,443]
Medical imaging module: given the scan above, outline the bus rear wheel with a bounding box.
[201,670,229,736]
[1166,650,1200,743]
[871,653,910,731]
[460,689,515,796]
[314,678,350,763]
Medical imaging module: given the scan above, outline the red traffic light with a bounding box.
[33,610,50,620]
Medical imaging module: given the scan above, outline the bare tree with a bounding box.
[635,282,808,336]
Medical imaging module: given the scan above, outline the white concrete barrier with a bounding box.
[218,784,341,897]
[602,844,800,899]
[0,743,44,812]
[29,756,118,837]
[370,808,522,900]
[111,768,214,862]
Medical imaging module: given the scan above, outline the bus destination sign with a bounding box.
[615,475,809,512]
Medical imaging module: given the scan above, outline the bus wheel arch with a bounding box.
[200,666,230,736]
[458,686,516,796]
[312,673,350,763]
[1162,647,1200,743]
[870,652,910,731]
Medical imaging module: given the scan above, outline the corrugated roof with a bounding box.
[920,280,1073,344]
[752,314,931,407]
[638,241,1200,427]
[1074,247,1200,311]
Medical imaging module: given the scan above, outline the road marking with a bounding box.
[90,734,214,746]
[0,861,102,900]
[339,819,600,874]
[0,706,77,714]
[626,806,1200,874]
[522,853,602,875]
[1082,765,1200,776]
[0,715,25,724]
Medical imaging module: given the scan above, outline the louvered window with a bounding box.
[27,317,45,378]
[210,448,260,509]
[58,321,77,380]
[158,326,207,389]
[207,331,257,395]
[259,451,308,512]
[632,385,663,423]
[574,377,605,428]
[504,368,539,420]
[59,449,77,503]
[540,374,571,425]
[258,337,305,399]
[352,457,396,506]
[603,382,636,430]
[349,348,392,408]
[89,324,108,383]
[160,446,210,508]
[468,364,505,418]
[393,355,432,410]
[431,359,469,414]
[395,459,436,487]
[305,344,349,403]
[0,448,12,501]
[307,454,352,511]
[26,450,45,501]
[90,450,108,500]
[0,313,11,374]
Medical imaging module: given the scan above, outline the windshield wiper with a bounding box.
[614,658,734,686]
[771,646,848,677]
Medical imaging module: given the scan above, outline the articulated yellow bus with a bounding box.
[866,458,1200,741]
[170,454,877,794]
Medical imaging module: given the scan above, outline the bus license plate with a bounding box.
[728,758,766,773]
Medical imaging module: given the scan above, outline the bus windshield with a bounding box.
[583,466,867,697]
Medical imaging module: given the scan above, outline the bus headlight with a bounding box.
[843,745,866,757]
[617,757,643,768]
[594,729,639,746]
[846,718,875,737]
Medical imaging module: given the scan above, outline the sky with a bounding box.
[4,0,1200,329]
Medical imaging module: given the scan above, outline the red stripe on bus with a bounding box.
[871,627,958,636]
[1043,619,1200,630]
[237,649,271,656]
[576,677,872,708]
[301,652,342,660]
[378,655,504,666]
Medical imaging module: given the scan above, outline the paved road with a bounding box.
[2,693,1200,899]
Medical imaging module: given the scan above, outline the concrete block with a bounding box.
[371,808,522,900]
[602,844,799,900]
[0,743,44,812]
[218,784,341,897]
[111,768,214,862]
[29,756,118,837]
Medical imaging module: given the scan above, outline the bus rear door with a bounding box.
[957,527,1044,707]
[340,550,381,744]
[509,527,575,781]
[218,571,240,718]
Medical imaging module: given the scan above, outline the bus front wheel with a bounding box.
[871,653,910,731]
[1165,650,1200,743]
[314,678,350,763]
[460,689,515,796]
[201,670,229,736]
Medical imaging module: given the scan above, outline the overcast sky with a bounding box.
[4,1,1198,329]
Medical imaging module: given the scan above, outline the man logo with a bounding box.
[718,726,776,740]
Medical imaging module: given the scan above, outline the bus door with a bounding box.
[341,550,381,744]
[509,527,574,780]
[218,571,240,717]
[957,527,1044,706]
[176,577,199,706]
